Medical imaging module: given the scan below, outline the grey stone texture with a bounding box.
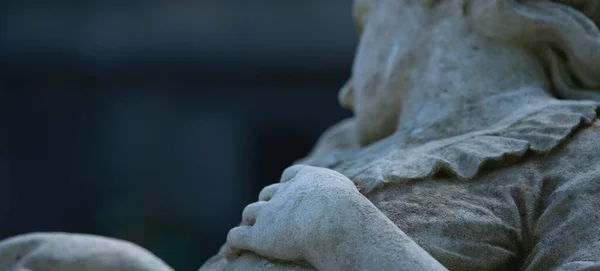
[3,0,600,270]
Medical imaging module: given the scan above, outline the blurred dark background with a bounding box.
[0,1,357,270]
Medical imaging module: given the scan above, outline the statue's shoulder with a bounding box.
[296,118,359,167]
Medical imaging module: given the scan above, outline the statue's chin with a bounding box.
[355,111,399,147]
[357,126,396,147]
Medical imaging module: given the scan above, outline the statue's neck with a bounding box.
[393,25,555,147]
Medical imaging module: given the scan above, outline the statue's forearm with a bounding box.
[325,224,448,271]
[307,196,447,271]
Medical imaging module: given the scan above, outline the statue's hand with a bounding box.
[226,165,364,265]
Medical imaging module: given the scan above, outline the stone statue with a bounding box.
[0,233,174,271]
[2,0,600,270]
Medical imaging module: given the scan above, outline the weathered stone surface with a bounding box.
[3,0,600,270]
[0,232,173,271]
[203,0,600,270]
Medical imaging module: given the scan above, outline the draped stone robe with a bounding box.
[202,100,600,270]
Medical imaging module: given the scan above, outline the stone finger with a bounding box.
[258,184,281,201]
[281,164,310,183]
[226,226,253,260]
[241,201,267,226]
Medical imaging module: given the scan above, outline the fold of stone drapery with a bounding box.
[306,100,600,193]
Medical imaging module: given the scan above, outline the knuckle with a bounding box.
[242,202,261,216]
[259,184,279,198]
[281,164,311,181]
[227,227,244,242]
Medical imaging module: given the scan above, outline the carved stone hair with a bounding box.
[472,0,600,101]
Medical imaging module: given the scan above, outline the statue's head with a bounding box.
[341,0,600,145]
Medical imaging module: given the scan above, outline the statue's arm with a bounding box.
[221,165,447,271]
[306,190,447,271]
